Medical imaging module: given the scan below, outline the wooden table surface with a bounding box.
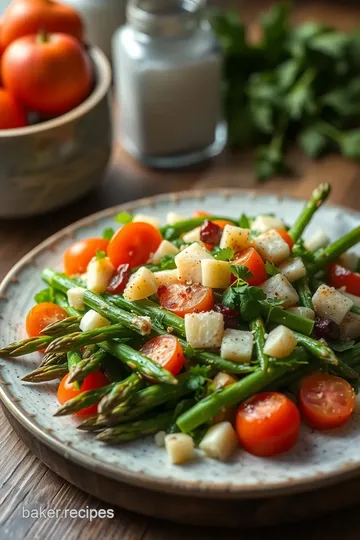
[2,1,360,539]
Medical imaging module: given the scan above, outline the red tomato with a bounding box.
[299,373,356,430]
[231,247,267,286]
[328,263,360,297]
[26,302,67,337]
[57,371,109,416]
[107,263,131,294]
[275,229,294,249]
[140,335,184,376]
[3,32,92,116]
[107,222,162,269]
[193,211,211,217]
[236,392,300,457]
[0,88,27,129]
[158,283,214,317]
[64,237,109,275]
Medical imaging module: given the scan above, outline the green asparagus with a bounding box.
[250,318,270,372]
[295,277,314,310]
[96,411,173,443]
[260,303,314,335]
[45,324,134,353]
[311,226,360,273]
[98,372,142,413]
[67,349,82,390]
[0,335,54,357]
[22,363,68,383]
[54,383,116,416]
[288,184,331,243]
[67,349,107,384]
[41,316,81,337]
[159,216,237,241]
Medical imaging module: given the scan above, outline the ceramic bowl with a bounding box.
[0,46,112,218]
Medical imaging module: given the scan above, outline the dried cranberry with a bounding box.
[215,304,239,329]
[107,263,131,294]
[314,317,340,341]
[200,220,222,246]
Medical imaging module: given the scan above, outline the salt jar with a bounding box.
[112,0,226,168]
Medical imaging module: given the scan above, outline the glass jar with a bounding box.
[112,0,226,168]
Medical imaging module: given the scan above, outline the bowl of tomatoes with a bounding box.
[0,0,112,218]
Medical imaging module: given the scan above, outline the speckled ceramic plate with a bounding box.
[1,190,360,509]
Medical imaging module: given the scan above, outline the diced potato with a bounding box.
[338,288,360,308]
[167,211,185,225]
[153,269,180,288]
[201,259,231,289]
[165,433,194,464]
[251,215,286,233]
[253,230,290,265]
[184,311,224,348]
[220,329,253,363]
[279,257,306,283]
[150,240,179,264]
[123,266,158,301]
[263,325,297,358]
[219,225,251,253]
[67,287,86,311]
[339,252,358,272]
[132,213,160,228]
[182,226,201,243]
[312,284,353,325]
[80,310,110,332]
[304,229,330,252]
[286,306,315,320]
[212,372,238,390]
[339,312,360,340]
[154,431,166,448]
[175,242,213,283]
[199,422,238,462]
[87,257,114,293]
[261,274,299,309]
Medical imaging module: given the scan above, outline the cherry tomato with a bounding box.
[299,373,356,430]
[57,371,109,416]
[236,392,300,457]
[64,237,109,275]
[231,247,267,286]
[0,88,27,129]
[275,229,294,248]
[328,263,360,297]
[26,302,67,337]
[140,335,184,376]
[212,219,233,229]
[107,263,131,294]
[107,222,162,269]
[3,32,92,116]
[158,283,214,317]
[193,211,210,217]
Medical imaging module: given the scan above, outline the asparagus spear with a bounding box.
[159,216,237,241]
[22,363,68,383]
[293,332,338,365]
[311,226,360,273]
[96,411,173,443]
[53,291,82,317]
[67,349,107,384]
[288,183,331,243]
[41,316,81,337]
[45,324,134,353]
[54,383,116,416]
[250,318,270,372]
[260,303,314,335]
[98,373,142,413]
[351,306,360,316]
[295,277,314,310]
[67,349,82,390]
[0,335,54,358]
[39,352,67,368]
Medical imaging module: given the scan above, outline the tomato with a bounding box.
[193,211,210,217]
[1,0,83,48]
[3,32,92,116]
[236,392,300,457]
[0,88,27,129]
[57,371,109,416]
[26,302,67,337]
[107,222,162,269]
[328,263,360,297]
[231,247,267,286]
[140,335,184,376]
[158,283,214,317]
[64,237,109,275]
[212,219,233,229]
[275,229,294,249]
[299,373,356,430]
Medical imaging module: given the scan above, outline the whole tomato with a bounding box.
[1,0,84,48]
[2,32,93,116]
[0,88,27,129]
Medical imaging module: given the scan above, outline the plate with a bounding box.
[1,189,360,526]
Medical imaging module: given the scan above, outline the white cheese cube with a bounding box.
[261,274,299,309]
[338,288,360,307]
[251,215,286,233]
[199,422,238,462]
[184,311,224,348]
[182,226,201,243]
[153,269,180,288]
[150,240,179,264]
[175,242,213,283]
[165,433,195,464]
[253,230,290,265]
[154,431,166,448]
[132,213,160,228]
[123,266,158,301]
[86,257,114,293]
[339,252,358,272]
[339,312,360,340]
[201,259,231,289]
[286,307,315,320]
[279,257,306,283]
[264,325,297,358]
[80,310,110,332]
[304,229,330,252]
[219,225,251,254]
[167,212,185,225]
[67,287,86,311]
[220,329,253,363]
[312,284,353,324]
[213,372,238,390]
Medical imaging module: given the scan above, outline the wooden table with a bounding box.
[2,1,360,538]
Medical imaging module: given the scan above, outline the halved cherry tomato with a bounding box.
[231,247,267,286]
[64,237,109,276]
[328,263,360,297]
[275,229,294,249]
[57,371,109,416]
[236,392,300,457]
[107,222,162,269]
[26,302,67,337]
[158,283,214,317]
[299,373,356,430]
[140,335,184,376]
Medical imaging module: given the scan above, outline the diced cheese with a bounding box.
[286,306,315,320]
[263,325,297,358]
[167,211,185,225]
[150,240,179,264]
[165,433,194,464]
[123,266,158,301]
[279,257,306,283]
[339,312,360,340]
[175,242,213,283]
[86,257,114,293]
[67,287,86,311]
[219,225,251,253]
[132,213,160,228]
[201,259,231,289]
[304,229,330,252]
[261,274,299,309]
[339,252,358,272]
[184,311,224,348]
[153,269,180,288]
[182,226,201,243]
[154,431,166,448]
[220,329,253,363]
[312,284,353,325]
[253,230,290,265]
[212,372,238,390]
[199,422,238,462]
[338,288,360,308]
[251,215,286,233]
[80,310,110,332]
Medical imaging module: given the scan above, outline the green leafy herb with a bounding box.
[230,264,253,280]
[329,340,355,353]
[260,297,285,324]
[95,250,107,260]
[239,286,266,321]
[238,213,250,229]
[265,262,281,276]
[34,288,54,304]
[102,227,115,241]
[159,255,177,270]
[187,365,212,392]
[212,247,235,261]
[115,211,133,224]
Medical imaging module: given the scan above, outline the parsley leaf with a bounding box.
[96,250,107,259]
[34,288,54,303]
[329,340,355,353]
[238,213,250,228]
[102,227,115,241]
[115,211,133,224]
[230,264,253,280]
[159,255,177,270]
[186,365,212,392]
[265,261,281,276]
[222,286,240,310]
[240,286,266,321]
[212,247,235,261]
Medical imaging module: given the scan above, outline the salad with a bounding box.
[2,183,360,465]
